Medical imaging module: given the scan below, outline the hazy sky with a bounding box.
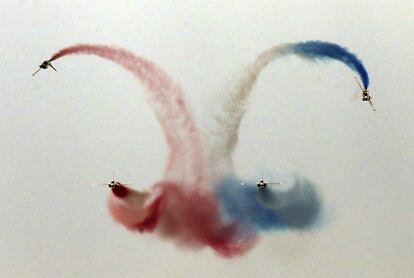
[1,1,413,277]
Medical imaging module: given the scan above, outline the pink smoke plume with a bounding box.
[49,44,256,257]
[51,45,203,186]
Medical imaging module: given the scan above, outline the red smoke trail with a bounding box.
[107,182,256,257]
[50,44,255,256]
[51,45,204,186]
[151,181,256,256]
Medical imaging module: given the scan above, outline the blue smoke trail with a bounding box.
[215,175,321,232]
[290,41,369,88]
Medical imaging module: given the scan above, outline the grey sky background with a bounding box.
[1,1,413,277]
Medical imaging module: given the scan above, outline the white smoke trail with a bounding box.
[206,44,293,177]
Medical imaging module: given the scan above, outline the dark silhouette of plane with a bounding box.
[355,77,376,111]
[241,178,283,188]
[32,60,57,76]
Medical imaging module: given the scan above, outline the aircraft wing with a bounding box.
[354,77,365,92]
[49,63,57,71]
[368,99,376,111]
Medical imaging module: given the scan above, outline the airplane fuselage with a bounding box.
[108,180,121,188]
[39,61,49,69]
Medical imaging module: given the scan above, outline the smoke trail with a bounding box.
[50,44,255,257]
[291,41,369,88]
[216,176,320,231]
[151,181,256,256]
[51,44,204,186]
[106,181,256,257]
[207,41,370,175]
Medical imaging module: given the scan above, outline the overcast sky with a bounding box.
[0,1,413,277]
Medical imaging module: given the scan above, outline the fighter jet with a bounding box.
[102,180,122,189]
[32,60,57,76]
[256,178,283,188]
[241,178,283,188]
[355,77,376,111]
